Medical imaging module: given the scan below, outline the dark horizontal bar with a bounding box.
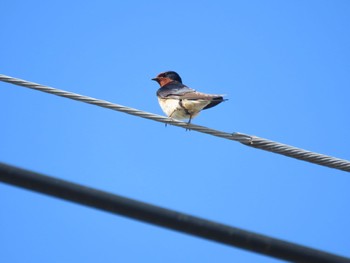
[0,162,349,263]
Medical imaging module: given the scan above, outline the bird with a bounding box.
[152,71,226,124]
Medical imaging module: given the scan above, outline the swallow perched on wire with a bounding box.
[152,71,226,124]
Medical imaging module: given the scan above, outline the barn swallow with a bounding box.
[152,71,226,124]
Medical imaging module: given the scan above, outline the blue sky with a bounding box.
[1,1,350,262]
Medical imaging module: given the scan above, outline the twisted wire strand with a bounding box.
[1,74,349,172]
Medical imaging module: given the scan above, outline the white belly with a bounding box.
[158,98,210,120]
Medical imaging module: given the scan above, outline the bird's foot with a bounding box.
[186,117,192,131]
[164,117,175,128]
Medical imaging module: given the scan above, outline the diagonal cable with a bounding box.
[1,73,349,172]
[1,162,350,263]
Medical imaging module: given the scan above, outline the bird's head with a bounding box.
[152,71,182,87]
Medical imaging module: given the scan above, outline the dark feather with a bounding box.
[156,80,227,110]
[203,96,225,110]
[156,82,195,98]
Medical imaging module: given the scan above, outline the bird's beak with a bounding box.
[151,77,158,81]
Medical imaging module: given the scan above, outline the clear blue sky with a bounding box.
[1,1,350,262]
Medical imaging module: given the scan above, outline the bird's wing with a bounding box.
[157,82,226,109]
[179,92,226,110]
[177,91,223,100]
[157,82,195,98]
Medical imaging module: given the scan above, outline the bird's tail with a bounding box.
[203,95,227,110]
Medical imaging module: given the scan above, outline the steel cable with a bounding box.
[1,74,349,172]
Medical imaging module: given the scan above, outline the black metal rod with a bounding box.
[0,162,349,263]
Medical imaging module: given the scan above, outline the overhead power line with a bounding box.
[1,74,350,172]
[1,162,349,263]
